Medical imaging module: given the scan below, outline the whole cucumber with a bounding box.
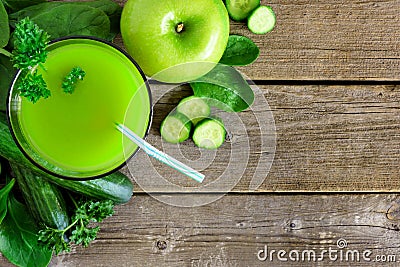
[0,113,133,204]
[11,163,69,230]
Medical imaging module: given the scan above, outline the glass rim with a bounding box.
[6,35,153,181]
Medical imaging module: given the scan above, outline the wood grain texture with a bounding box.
[1,2,398,267]
[121,83,400,193]
[234,0,400,81]
[0,194,398,266]
[112,0,400,81]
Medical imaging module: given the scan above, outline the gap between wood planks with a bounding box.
[148,79,400,86]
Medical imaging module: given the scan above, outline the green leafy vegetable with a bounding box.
[190,64,254,112]
[0,194,52,267]
[0,178,15,224]
[62,66,86,94]
[10,3,112,40]
[17,70,50,103]
[0,54,15,111]
[11,18,50,103]
[11,17,49,70]
[77,0,122,40]
[1,0,46,12]
[39,197,114,255]
[0,1,9,48]
[219,35,260,66]
[10,0,122,39]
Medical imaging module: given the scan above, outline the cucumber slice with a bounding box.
[226,0,260,21]
[160,113,192,144]
[176,96,211,125]
[247,6,276,34]
[193,118,226,150]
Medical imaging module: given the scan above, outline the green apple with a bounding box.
[120,0,229,83]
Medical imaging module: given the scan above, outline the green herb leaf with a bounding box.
[74,199,114,223]
[219,35,260,66]
[10,18,50,103]
[0,195,52,267]
[10,3,111,40]
[190,64,254,112]
[62,67,86,94]
[17,70,51,103]
[11,17,49,70]
[38,198,114,255]
[70,225,99,247]
[0,178,15,224]
[38,226,71,255]
[0,1,9,48]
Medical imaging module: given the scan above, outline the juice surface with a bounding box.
[18,39,150,177]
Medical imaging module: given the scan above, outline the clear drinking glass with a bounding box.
[7,37,152,180]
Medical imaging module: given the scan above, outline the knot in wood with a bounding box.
[387,202,400,221]
[156,240,168,250]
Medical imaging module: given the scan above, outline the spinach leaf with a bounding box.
[0,0,9,48]
[1,0,46,13]
[191,64,254,112]
[36,4,110,40]
[0,195,52,267]
[79,0,122,40]
[9,0,120,40]
[0,178,15,224]
[219,35,260,66]
[0,54,15,112]
[10,3,111,40]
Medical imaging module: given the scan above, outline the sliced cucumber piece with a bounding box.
[160,113,192,144]
[193,118,226,150]
[247,6,276,34]
[226,0,260,21]
[177,96,211,125]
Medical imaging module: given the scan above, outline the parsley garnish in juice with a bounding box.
[11,18,86,102]
[62,66,86,94]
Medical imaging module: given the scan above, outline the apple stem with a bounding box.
[176,22,184,33]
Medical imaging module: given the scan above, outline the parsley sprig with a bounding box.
[11,17,51,103]
[62,66,86,94]
[17,70,50,103]
[12,18,49,70]
[38,196,114,255]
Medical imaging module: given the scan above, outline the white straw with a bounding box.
[115,123,205,183]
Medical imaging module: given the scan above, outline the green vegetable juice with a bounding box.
[12,38,151,178]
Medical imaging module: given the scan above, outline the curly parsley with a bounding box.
[38,196,114,255]
[16,70,50,103]
[11,17,51,103]
[62,66,86,94]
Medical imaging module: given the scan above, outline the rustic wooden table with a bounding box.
[2,0,400,266]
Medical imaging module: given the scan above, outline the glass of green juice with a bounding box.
[7,37,152,180]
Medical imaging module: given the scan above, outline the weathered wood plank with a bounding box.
[0,194,394,266]
[121,84,400,193]
[112,0,400,81]
[233,0,400,81]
